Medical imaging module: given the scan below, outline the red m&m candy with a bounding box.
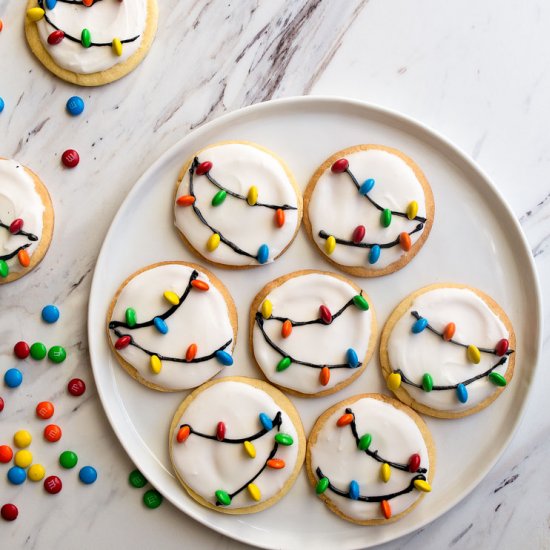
[9,219,23,234]
[0,445,13,463]
[331,158,349,173]
[0,397,4,412]
[44,475,62,494]
[36,401,54,420]
[1,504,18,521]
[67,378,86,397]
[44,424,62,442]
[61,149,80,168]
[14,341,30,359]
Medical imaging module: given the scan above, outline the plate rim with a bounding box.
[87,95,543,549]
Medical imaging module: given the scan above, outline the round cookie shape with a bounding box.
[174,141,302,268]
[25,0,158,86]
[250,270,377,397]
[380,284,516,418]
[0,158,54,284]
[304,145,435,277]
[169,377,306,514]
[306,393,435,525]
[107,262,237,392]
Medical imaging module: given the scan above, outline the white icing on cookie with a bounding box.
[108,263,234,391]
[387,287,510,412]
[308,148,427,269]
[252,272,374,395]
[0,159,45,273]
[36,0,148,74]
[171,380,301,509]
[174,143,300,267]
[310,397,430,521]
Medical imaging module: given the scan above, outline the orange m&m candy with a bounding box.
[44,424,62,442]
[36,401,54,420]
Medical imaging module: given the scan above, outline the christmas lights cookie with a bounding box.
[304,145,434,277]
[250,270,377,397]
[0,158,54,284]
[174,141,302,268]
[25,0,158,86]
[306,394,435,525]
[107,262,237,392]
[169,377,306,514]
[380,284,516,418]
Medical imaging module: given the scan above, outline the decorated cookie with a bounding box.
[303,145,434,277]
[380,284,516,418]
[25,0,158,86]
[106,262,237,392]
[306,394,435,525]
[250,270,377,397]
[174,141,302,268]
[0,158,54,284]
[169,377,306,514]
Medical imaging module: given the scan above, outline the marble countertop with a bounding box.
[1,1,548,548]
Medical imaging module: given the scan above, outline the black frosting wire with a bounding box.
[37,0,141,48]
[0,220,37,262]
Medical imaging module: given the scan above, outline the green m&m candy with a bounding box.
[143,489,163,509]
[129,469,147,488]
[59,450,78,469]
[30,342,47,360]
[48,346,67,364]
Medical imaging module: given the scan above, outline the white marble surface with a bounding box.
[0,0,548,548]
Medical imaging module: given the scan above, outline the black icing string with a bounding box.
[38,0,141,48]
[0,220,37,262]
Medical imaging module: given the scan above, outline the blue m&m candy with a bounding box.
[42,304,60,324]
[0,97,4,113]
[79,466,98,484]
[4,369,22,388]
[7,466,26,485]
[66,96,84,116]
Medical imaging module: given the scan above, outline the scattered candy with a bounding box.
[79,466,97,484]
[358,433,372,451]
[331,159,349,173]
[163,290,179,306]
[153,317,168,334]
[266,458,285,469]
[143,489,163,509]
[274,208,285,228]
[28,464,46,482]
[59,450,78,469]
[216,422,226,442]
[176,425,190,444]
[48,345,67,364]
[368,245,381,264]
[247,186,258,205]
[14,430,32,448]
[14,341,30,359]
[185,344,197,362]
[129,469,147,488]
[257,244,269,264]
[48,30,65,45]
[125,308,137,327]
[112,38,122,56]
[380,462,391,483]
[0,445,13,463]
[1,504,18,522]
[352,225,365,244]
[359,178,375,195]
[443,322,456,341]
[456,383,468,403]
[66,96,84,116]
[150,355,162,374]
[0,97,4,113]
[243,441,256,459]
[195,161,212,176]
[325,235,336,254]
[67,378,86,397]
[190,279,209,291]
[467,344,481,364]
[14,450,33,468]
[387,372,402,391]
[9,218,23,233]
[115,335,131,350]
[381,499,392,519]
[406,200,418,220]
[30,342,47,360]
[206,233,220,251]
[414,479,432,492]
[261,300,272,319]
[44,475,62,494]
[176,195,195,207]
[408,453,421,472]
[411,317,428,334]
[211,189,227,207]
[281,320,292,338]
[259,413,272,431]
[5,369,23,388]
[276,356,291,372]
[41,304,60,323]
[215,350,233,366]
[81,28,91,48]
[0,397,3,412]
[380,208,392,227]
[0,19,2,32]
[336,413,353,427]
[247,483,261,501]
[214,490,230,506]
[7,466,26,485]
[399,232,412,251]
[315,477,329,494]
[44,424,62,442]
[422,373,433,392]
[274,433,293,446]
[319,305,332,324]
[319,366,330,386]
[346,348,359,368]
[349,480,360,500]
[61,149,80,168]
[352,295,369,311]
[488,372,507,387]
[495,338,509,357]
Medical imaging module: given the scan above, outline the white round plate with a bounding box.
[88,96,542,549]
